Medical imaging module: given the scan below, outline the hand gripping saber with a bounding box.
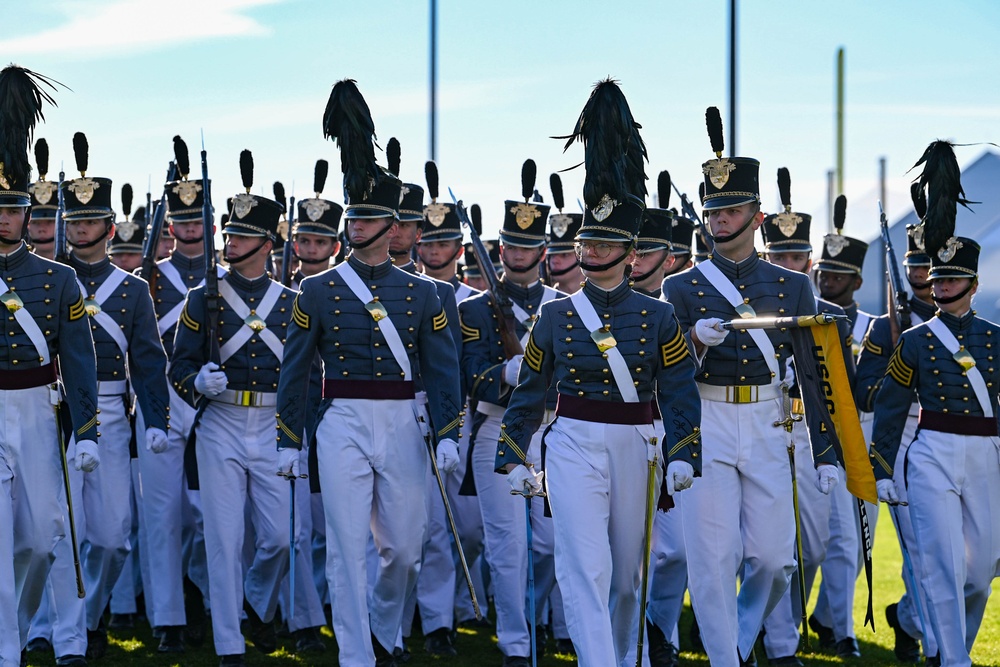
[420,415,483,621]
[774,384,808,647]
[635,442,659,666]
[277,468,307,618]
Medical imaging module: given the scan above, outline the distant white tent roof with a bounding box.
[856,150,1000,322]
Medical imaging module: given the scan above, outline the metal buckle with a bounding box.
[726,385,757,404]
[236,391,256,407]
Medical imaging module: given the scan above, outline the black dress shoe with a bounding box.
[646,620,679,667]
[242,601,276,654]
[424,627,458,656]
[372,634,397,667]
[769,656,804,667]
[107,613,134,630]
[886,603,921,663]
[218,654,246,666]
[835,637,861,658]
[925,653,941,666]
[532,623,547,658]
[25,637,51,653]
[293,626,326,653]
[554,638,576,656]
[808,614,836,651]
[85,622,107,660]
[501,656,530,667]
[55,655,88,667]
[157,625,185,653]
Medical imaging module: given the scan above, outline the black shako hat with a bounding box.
[700,106,759,211]
[761,167,812,252]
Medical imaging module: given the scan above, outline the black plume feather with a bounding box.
[273,181,286,212]
[833,195,847,233]
[34,138,48,178]
[470,204,482,235]
[521,159,536,201]
[0,66,61,188]
[322,79,380,204]
[425,160,439,201]
[72,131,88,175]
[239,149,253,192]
[172,135,190,179]
[911,140,974,257]
[557,78,647,210]
[549,173,564,211]
[910,181,927,220]
[657,171,671,209]
[777,167,792,209]
[133,205,145,222]
[706,107,725,156]
[121,183,133,217]
[314,159,329,195]
[387,137,401,177]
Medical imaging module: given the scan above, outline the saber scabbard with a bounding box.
[635,441,659,666]
[774,384,808,648]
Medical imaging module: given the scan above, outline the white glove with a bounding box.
[503,354,523,386]
[74,440,100,473]
[694,317,729,347]
[277,447,301,478]
[435,438,460,475]
[666,460,694,495]
[877,478,900,504]
[194,362,228,396]
[507,464,544,497]
[145,427,169,454]
[816,464,839,495]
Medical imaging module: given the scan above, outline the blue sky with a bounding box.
[5,0,999,247]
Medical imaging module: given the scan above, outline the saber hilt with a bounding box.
[721,312,846,331]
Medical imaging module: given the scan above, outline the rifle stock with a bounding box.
[140,161,178,288]
[54,169,67,262]
[879,201,910,346]
[282,196,295,287]
[201,145,220,363]
[671,181,714,254]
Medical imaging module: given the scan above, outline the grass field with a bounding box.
[24,515,998,666]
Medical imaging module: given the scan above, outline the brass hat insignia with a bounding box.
[511,202,541,230]
[68,178,100,205]
[825,234,849,257]
[776,211,802,237]
[550,214,572,238]
[591,195,616,223]
[173,181,203,207]
[399,184,410,206]
[29,180,56,205]
[702,157,736,189]
[937,237,963,263]
[304,199,330,222]
[425,202,449,227]
[232,193,257,220]
[116,217,138,242]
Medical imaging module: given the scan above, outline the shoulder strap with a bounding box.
[4,290,51,364]
[217,280,286,363]
[77,270,130,355]
[569,289,639,403]
[924,316,993,417]
[336,263,412,381]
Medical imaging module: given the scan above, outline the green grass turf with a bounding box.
[24,514,998,666]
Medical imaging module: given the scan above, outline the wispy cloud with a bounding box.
[0,0,284,58]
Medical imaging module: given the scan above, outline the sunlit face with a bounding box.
[499,243,544,273]
[766,251,811,274]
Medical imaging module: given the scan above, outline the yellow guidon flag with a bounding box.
[788,318,877,504]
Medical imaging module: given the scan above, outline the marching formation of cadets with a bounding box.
[0,66,996,667]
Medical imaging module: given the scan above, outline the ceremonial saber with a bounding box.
[277,469,307,618]
[635,446,659,665]
[774,385,808,648]
[509,487,541,667]
[55,402,86,599]
[888,504,931,646]
[719,313,847,331]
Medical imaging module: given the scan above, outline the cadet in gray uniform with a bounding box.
[27,138,57,261]
[171,152,295,666]
[545,174,584,294]
[500,80,701,667]
[0,65,100,667]
[662,108,835,667]
[275,79,462,667]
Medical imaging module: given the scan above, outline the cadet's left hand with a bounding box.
[277,447,301,478]
[816,464,839,495]
[877,478,900,504]
[503,354,523,386]
[74,440,100,473]
[436,438,460,475]
[508,463,544,497]
[666,460,694,495]
[145,428,169,454]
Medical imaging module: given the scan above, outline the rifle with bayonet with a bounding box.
[879,200,910,346]
[201,137,220,363]
[668,175,714,255]
[449,188,522,359]
[140,161,179,290]
[282,195,295,287]
[54,166,67,262]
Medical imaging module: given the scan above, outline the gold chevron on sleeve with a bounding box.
[863,336,883,356]
[179,303,200,332]
[887,343,914,388]
[524,334,544,372]
[68,295,85,321]
[460,317,480,343]
[432,308,448,332]
[292,295,310,330]
[660,327,690,368]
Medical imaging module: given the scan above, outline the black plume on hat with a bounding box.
[34,138,48,178]
[833,194,847,233]
[273,181,286,214]
[657,171,670,209]
[471,203,482,235]
[910,181,927,220]
[558,78,647,210]
[549,173,564,211]
[0,66,60,192]
[73,131,88,175]
[173,135,190,179]
[521,159,536,202]
[706,107,725,156]
[323,79,380,203]
[314,159,328,196]
[425,160,439,201]
[240,149,253,192]
[911,140,974,258]
[387,137,401,177]
[777,167,792,210]
[121,183,133,218]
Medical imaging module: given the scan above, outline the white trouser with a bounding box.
[136,385,194,627]
[109,456,144,616]
[762,417,833,657]
[680,397,795,667]
[317,398,427,667]
[813,411,876,640]
[906,430,1000,667]
[196,402,290,656]
[545,416,655,667]
[445,403,486,624]
[42,393,132,656]
[0,385,64,667]
[279,446,326,633]
[310,492,328,606]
